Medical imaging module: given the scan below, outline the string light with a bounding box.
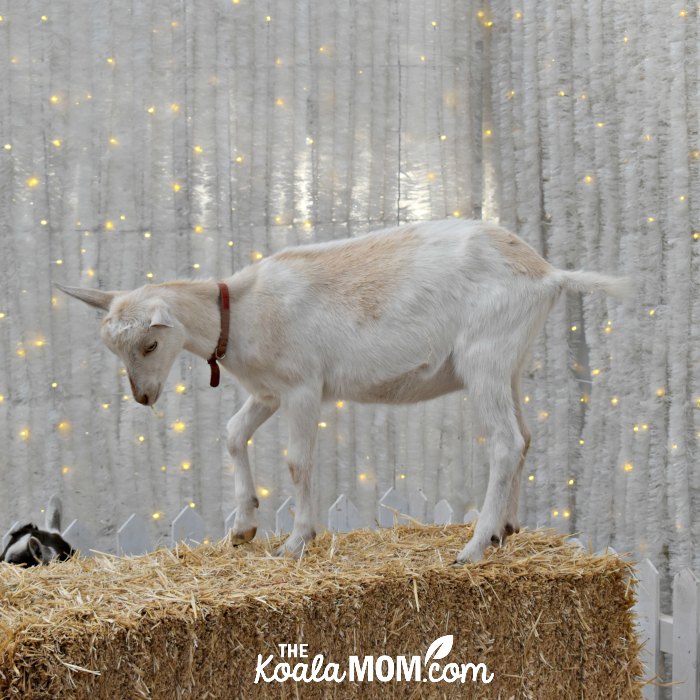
[318,421,328,428]
[552,510,559,518]
[147,106,156,114]
[591,368,601,376]
[624,462,633,472]
[399,474,406,480]
[335,400,344,409]
[102,403,110,409]
[483,129,492,137]
[105,220,114,231]
[192,263,200,269]
[171,420,186,432]
[247,439,254,446]
[528,474,535,482]
[51,139,62,147]
[3,144,11,150]
[137,435,145,443]
[258,486,270,497]
[175,383,187,394]
[181,461,191,471]
[235,155,244,163]
[19,428,30,441]
[610,396,619,406]
[144,231,151,238]
[579,438,585,445]
[152,512,161,520]
[62,466,70,475]
[252,251,264,261]
[50,95,60,104]
[440,134,448,141]
[26,176,40,188]
[106,57,115,65]
[358,473,367,481]
[568,478,575,486]
[228,240,234,247]
[514,10,523,20]
[538,410,550,420]
[170,103,180,112]
[193,145,203,154]
[655,387,666,397]
[109,136,119,146]
[563,510,571,519]
[57,420,71,433]
[584,175,593,184]
[160,465,167,472]
[172,182,181,192]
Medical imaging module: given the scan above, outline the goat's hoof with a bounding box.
[229,527,256,545]
[454,541,486,565]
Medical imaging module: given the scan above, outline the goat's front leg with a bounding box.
[226,395,279,544]
[275,386,321,558]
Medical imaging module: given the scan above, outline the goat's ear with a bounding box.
[45,494,62,532]
[149,305,173,329]
[54,283,119,311]
[28,537,43,563]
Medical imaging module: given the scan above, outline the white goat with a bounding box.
[57,219,627,563]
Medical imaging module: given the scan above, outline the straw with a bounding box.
[0,525,643,698]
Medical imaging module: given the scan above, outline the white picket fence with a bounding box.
[2,488,697,697]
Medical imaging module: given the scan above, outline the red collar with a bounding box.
[207,282,230,388]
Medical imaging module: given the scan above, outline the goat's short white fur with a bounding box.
[56,219,629,562]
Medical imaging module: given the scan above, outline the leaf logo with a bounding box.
[424,634,453,662]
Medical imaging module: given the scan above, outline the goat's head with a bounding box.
[1,495,74,566]
[55,284,185,406]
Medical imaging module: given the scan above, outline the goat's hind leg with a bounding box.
[455,375,525,564]
[226,396,279,544]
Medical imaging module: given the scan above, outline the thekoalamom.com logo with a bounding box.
[254,634,494,685]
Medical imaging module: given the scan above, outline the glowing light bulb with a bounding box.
[62,466,70,475]
[568,479,575,486]
[175,384,186,394]
[106,57,115,65]
[193,145,203,154]
[253,251,264,261]
[50,95,60,104]
[336,400,345,408]
[623,462,633,472]
[144,231,151,238]
[570,325,577,331]
[579,439,585,445]
[656,387,665,397]
[138,435,145,443]
[102,403,110,409]
[610,396,619,406]
[160,465,167,472]
[152,512,161,520]
[109,137,119,145]
[431,20,438,27]
[172,420,186,433]
[584,175,593,184]
[538,410,549,420]
[514,10,523,20]
[105,220,114,230]
[147,106,156,114]
[552,510,559,517]
[235,155,244,163]
[19,428,30,441]
[358,473,367,481]
[172,182,181,192]
[558,90,566,97]
[181,461,191,471]
[318,421,327,428]
[34,338,45,347]
[258,487,270,497]
[3,144,11,150]
[528,474,535,481]
[170,103,180,112]
[483,129,492,137]
[247,439,254,446]
[596,121,605,128]
[51,139,61,147]
[57,420,71,433]
[26,176,40,188]
[145,272,154,279]
[228,240,234,247]
[649,309,655,316]
[440,134,448,141]
[563,510,570,519]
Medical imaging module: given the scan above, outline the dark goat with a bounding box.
[1,496,74,566]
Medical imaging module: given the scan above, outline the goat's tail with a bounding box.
[553,269,633,299]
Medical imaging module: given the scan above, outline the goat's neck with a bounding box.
[158,281,222,359]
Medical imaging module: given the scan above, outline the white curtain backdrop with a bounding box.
[0,0,697,595]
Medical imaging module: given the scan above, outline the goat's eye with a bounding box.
[145,341,158,354]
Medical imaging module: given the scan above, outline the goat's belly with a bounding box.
[336,356,464,405]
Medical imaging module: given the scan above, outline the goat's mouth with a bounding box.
[131,384,161,406]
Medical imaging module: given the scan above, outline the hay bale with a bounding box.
[0,525,643,698]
